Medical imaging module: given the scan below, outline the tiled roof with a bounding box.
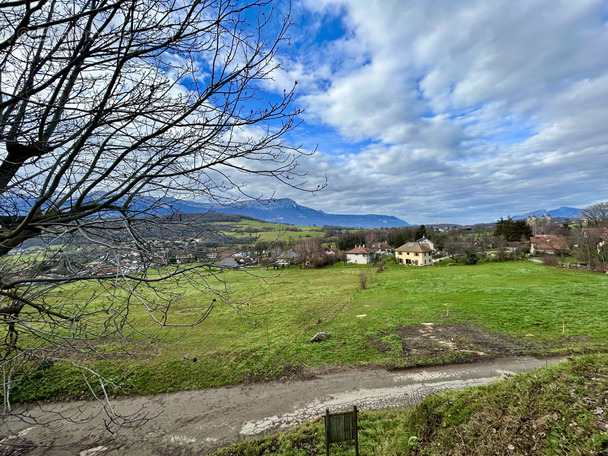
[346,246,375,254]
[372,242,392,249]
[582,228,608,243]
[530,235,569,251]
[395,241,432,253]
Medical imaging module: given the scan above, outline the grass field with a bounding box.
[216,219,328,244]
[9,261,608,402]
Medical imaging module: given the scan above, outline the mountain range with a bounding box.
[161,199,584,227]
[12,192,582,227]
[167,198,410,228]
[511,207,581,220]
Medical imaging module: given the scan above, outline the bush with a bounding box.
[359,272,368,290]
[542,255,560,267]
[462,251,479,265]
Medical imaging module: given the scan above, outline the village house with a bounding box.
[217,257,240,269]
[371,242,393,255]
[395,241,433,266]
[276,250,297,267]
[345,245,376,264]
[529,234,569,255]
[582,228,608,253]
[416,236,434,252]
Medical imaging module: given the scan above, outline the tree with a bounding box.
[364,230,379,248]
[0,0,320,422]
[570,226,608,270]
[443,236,466,260]
[293,237,331,268]
[462,250,478,265]
[386,226,417,249]
[494,234,510,261]
[581,202,608,228]
[415,224,427,239]
[494,217,532,242]
[336,231,365,251]
[443,235,479,263]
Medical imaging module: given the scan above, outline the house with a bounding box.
[599,235,608,252]
[276,250,297,267]
[371,242,393,255]
[582,228,608,252]
[345,245,376,265]
[395,241,433,266]
[416,236,434,252]
[217,257,240,269]
[529,235,569,255]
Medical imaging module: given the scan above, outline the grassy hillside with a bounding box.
[218,219,327,244]
[212,353,608,455]
[8,261,608,402]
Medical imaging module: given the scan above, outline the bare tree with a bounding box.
[0,0,321,424]
[364,230,378,248]
[494,234,509,261]
[580,202,608,228]
[293,237,331,267]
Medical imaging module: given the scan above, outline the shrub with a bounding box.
[542,254,560,267]
[359,272,368,290]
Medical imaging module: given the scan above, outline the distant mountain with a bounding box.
[169,198,409,228]
[512,207,581,220]
[3,193,408,228]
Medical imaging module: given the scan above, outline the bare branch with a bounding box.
[0,0,321,428]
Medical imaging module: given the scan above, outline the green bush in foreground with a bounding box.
[213,354,608,455]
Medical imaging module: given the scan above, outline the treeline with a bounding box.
[330,225,437,251]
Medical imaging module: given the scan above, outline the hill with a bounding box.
[168,197,409,228]
[512,206,580,220]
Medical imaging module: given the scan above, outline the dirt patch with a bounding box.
[374,323,538,365]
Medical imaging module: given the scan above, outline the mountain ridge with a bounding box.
[168,198,410,228]
[511,206,581,220]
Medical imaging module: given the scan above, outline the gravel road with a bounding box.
[1,356,564,455]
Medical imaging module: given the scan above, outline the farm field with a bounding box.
[9,261,608,403]
[213,219,329,245]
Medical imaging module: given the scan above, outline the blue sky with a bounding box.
[241,0,608,225]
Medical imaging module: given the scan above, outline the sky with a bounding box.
[245,0,608,225]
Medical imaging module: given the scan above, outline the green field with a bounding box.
[9,261,608,402]
[216,219,328,244]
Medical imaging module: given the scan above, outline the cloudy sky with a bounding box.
[257,0,608,224]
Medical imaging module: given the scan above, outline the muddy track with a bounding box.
[1,356,564,456]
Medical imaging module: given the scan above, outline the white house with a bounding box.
[416,236,434,252]
[345,245,376,264]
[371,242,393,255]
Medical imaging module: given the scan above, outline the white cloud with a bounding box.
[269,0,608,223]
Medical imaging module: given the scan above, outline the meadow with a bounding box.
[215,219,329,245]
[9,261,608,402]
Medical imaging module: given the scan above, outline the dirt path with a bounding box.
[1,356,563,456]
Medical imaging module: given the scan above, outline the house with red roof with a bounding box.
[345,245,376,264]
[529,235,569,255]
[582,228,608,252]
[416,236,434,252]
[371,242,393,255]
